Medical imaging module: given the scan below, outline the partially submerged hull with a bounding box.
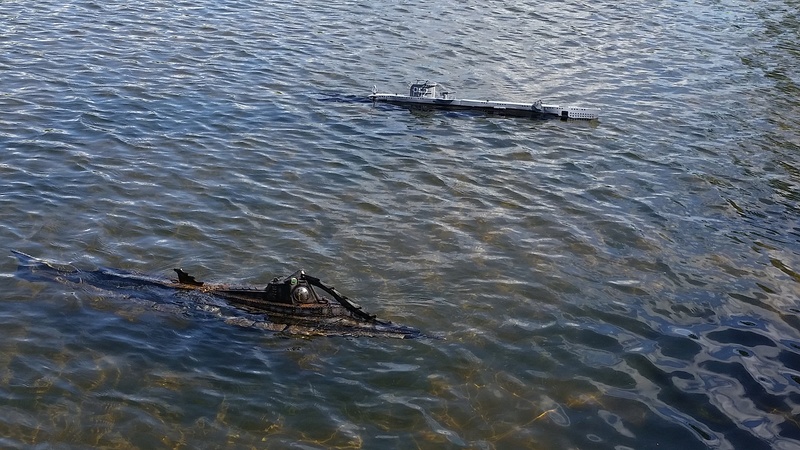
[11,250,423,339]
[370,81,600,120]
[371,94,600,119]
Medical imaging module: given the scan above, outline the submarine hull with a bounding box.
[11,250,423,339]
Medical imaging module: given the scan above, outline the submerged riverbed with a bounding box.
[1,0,799,448]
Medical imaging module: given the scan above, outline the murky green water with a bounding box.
[1,0,799,448]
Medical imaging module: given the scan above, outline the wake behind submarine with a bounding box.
[11,250,424,339]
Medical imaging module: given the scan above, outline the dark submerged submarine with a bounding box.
[11,250,423,339]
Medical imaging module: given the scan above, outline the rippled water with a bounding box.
[2,0,799,448]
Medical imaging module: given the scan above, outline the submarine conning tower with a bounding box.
[409,80,453,99]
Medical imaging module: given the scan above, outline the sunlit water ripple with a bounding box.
[1,0,799,448]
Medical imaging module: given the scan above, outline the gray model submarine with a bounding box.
[11,250,423,339]
[370,80,600,120]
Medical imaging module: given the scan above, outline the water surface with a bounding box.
[1,0,799,448]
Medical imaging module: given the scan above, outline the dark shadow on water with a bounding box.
[314,92,373,104]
